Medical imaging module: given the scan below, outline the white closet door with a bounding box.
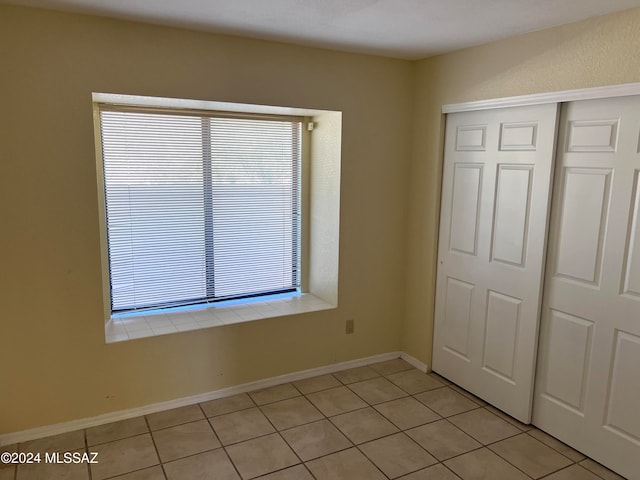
[433,104,559,422]
[533,96,640,480]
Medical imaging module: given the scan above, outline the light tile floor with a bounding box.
[0,359,627,480]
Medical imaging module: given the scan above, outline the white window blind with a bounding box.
[99,107,302,314]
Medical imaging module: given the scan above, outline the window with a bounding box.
[94,94,340,341]
[97,105,303,314]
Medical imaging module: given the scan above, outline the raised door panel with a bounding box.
[449,164,483,256]
[623,170,640,297]
[555,168,612,285]
[567,120,619,152]
[605,330,640,445]
[443,277,475,360]
[482,291,522,383]
[605,331,640,445]
[491,165,533,267]
[500,122,538,151]
[456,125,487,151]
[538,310,593,413]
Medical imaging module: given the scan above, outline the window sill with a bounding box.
[104,293,335,343]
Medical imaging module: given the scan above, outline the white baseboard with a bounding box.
[400,351,429,372]
[1,350,429,446]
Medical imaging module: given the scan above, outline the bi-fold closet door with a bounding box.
[433,96,640,480]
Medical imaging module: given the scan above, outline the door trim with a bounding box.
[442,82,640,114]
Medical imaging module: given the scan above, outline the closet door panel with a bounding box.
[433,103,559,423]
[533,96,640,480]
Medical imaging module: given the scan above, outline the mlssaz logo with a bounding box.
[45,452,99,464]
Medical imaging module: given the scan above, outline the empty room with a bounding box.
[1,1,639,479]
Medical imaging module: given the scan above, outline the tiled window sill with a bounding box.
[105,293,334,343]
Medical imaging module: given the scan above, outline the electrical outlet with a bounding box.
[345,318,355,334]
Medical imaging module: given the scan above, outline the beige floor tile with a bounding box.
[164,449,239,480]
[370,359,413,376]
[306,447,386,480]
[330,407,398,444]
[427,372,453,386]
[306,386,367,417]
[249,384,299,406]
[374,396,440,430]
[20,430,85,454]
[444,448,530,480]
[209,407,274,446]
[449,385,487,406]
[0,466,15,480]
[146,405,204,431]
[260,396,323,430]
[280,419,351,461]
[400,463,462,479]
[359,432,437,478]
[489,433,572,478]
[526,429,585,462]
[407,420,481,461]
[90,434,158,480]
[225,433,299,479]
[293,374,341,394]
[544,465,602,480]
[152,419,220,462]
[386,369,445,394]
[200,394,255,418]
[333,366,379,384]
[414,388,481,417]
[16,455,90,480]
[0,444,17,477]
[86,417,149,446]
[257,464,314,480]
[348,377,407,404]
[484,406,533,431]
[579,459,626,480]
[448,409,520,444]
[110,465,166,480]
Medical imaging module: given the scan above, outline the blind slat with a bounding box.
[100,110,301,313]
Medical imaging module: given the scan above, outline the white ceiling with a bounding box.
[6,0,640,59]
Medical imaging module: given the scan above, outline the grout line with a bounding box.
[220,444,244,480]
[483,427,580,476]
[143,415,166,480]
[487,440,564,479]
[196,402,223,453]
[301,462,319,480]
[483,446,537,479]
[283,389,358,467]
[438,462,464,479]
[353,442,392,479]
[577,459,620,480]
[521,429,580,464]
[203,404,256,420]
[5,364,624,480]
[83,428,93,480]
[210,421,276,448]
[524,428,588,463]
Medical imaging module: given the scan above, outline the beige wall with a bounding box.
[402,7,640,363]
[0,5,413,433]
[3,3,640,436]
